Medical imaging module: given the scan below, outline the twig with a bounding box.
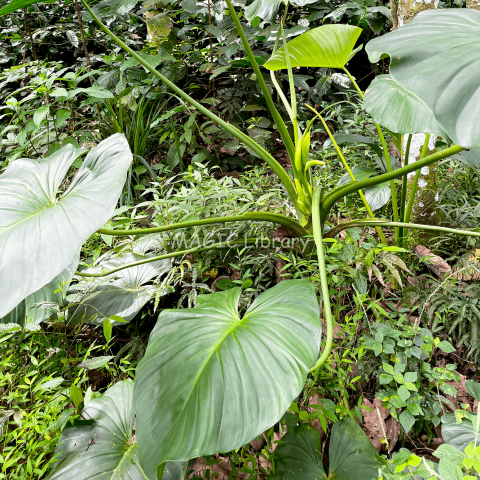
[23,8,38,61]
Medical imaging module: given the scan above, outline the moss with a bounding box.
[397,0,436,26]
[405,159,442,248]
[145,5,172,47]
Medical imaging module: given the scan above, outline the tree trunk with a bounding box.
[404,135,441,247]
[397,0,439,248]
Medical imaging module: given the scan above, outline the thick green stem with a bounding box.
[97,212,309,238]
[309,186,333,373]
[306,104,387,243]
[269,6,293,123]
[404,134,430,226]
[224,0,295,162]
[80,0,298,208]
[280,23,298,143]
[325,219,480,240]
[76,238,285,277]
[399,133,412,244]
[319,144,464,224]
[343,67,400,234]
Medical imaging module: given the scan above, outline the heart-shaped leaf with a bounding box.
[46,380,185,480]
[264,24,362,71]
[327,417,381,479]
[1,253,79,327]
[269,424,326,479]
[365,10,480,148]
[70,253,171,325]
[268,418,380,480]
[0,134,132,317]
[364,74,447,137]
[135,279,321,478]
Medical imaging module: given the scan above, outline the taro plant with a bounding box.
[2,2,480,479]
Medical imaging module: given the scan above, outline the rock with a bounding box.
[414,245,451,280]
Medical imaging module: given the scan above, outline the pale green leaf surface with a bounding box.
[135,279,321,478]
[366,10,480,147]
[0,251,79,326]
[364,74,447,137]
[0,134,132,317]
[70,254,171,325]
[245,0,317,25]
[337,167,377,188]
[365,182,391,211]
[0,0,41,16]
[46,380,184,480]
[268,424,326,479]
[47,380,143,480]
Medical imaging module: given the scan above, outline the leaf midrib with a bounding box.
[179,308,246,420]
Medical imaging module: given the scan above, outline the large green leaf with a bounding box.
[264,24,362,71]
[268,418,380,480]
[0,0,44,16]
[1,253,79,327]
[135,279,321,478]
[46,380,185,480]
[269,425,326,479]
[364,74,447,137]
[0,134,132,317]
[245,0,317,26]
[365,10,480,148]
[69,253,171,326]
[441,413,476,453]
[327,417,381,479]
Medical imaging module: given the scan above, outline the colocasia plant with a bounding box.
[2,0,480,476]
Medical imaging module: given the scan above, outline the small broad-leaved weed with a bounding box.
[364,322,458,434]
